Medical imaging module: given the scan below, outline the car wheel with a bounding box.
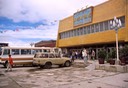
[44,62,52,69]
[64,61,71,67]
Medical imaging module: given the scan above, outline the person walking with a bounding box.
[82,48,88,66]
[6,54,13,71]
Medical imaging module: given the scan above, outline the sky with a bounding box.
[0,0,108,47]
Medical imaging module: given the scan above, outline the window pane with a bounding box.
[21,49,31,55]
[87,26,90,34]
[12,49,19,55]
[104,21,109,31]
[32,49,42,54]
[3,49,10,55]
[95,23,99,32]
[91,25,94,33]
[79,28,82,35]
[83,27,86,34]
[120,16,125,27]
[0,48,2,55]
[100,22,104,32]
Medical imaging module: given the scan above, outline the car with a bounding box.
[33,52,72,69]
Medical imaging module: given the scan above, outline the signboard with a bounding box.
[74,7,93,26]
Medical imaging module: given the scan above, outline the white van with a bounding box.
[0,47,54,67]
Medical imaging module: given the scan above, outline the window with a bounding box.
[95,23,99,32]
[0,48,2,55]
[70,31,72,37]
[87,26,90,34]
[91,25,94,33]
[100,22,104,32]
[3,49,10,55]
[12,49,20,55]
[43,49,50,52]
[120,16,125,27]
[104,21,109,31]
[74,29,77,36]
[32,49,42,54]
[83,27,86,34]
[21,49,31,55]
[79,28,83,35]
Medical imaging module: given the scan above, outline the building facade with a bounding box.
[56,0,128,59]
[35,40,56,47]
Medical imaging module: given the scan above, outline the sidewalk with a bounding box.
[0,69,22,88]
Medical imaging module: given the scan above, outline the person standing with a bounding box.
[92,50,95,60]
[82,48,88,66]
[6,54,13,71]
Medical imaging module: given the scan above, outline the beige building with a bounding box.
[56,0,128,59]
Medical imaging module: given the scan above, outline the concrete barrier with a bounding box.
[95,64,128,73]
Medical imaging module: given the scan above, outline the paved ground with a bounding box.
[0,60,128,88]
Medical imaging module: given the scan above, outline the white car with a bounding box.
[33,52,71,69]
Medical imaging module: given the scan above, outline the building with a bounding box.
[35,40,56,47]
[56,0,128,59]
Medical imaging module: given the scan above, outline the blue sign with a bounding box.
[74,7,93,26]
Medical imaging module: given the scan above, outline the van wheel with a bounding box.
[64,61,71,67]
[44,62,52,69]
[4,61,8,68]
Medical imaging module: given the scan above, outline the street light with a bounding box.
[110,16,122,64]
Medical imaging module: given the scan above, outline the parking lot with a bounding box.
[0,60,128,88]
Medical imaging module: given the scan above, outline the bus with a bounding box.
[0,47,58,67]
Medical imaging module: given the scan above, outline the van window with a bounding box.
[12,49,20,55]
[0,48,2,55]
[43,49,51,53]
[21,49,31,55]
[32,49,42,54]
[3,49,10,55]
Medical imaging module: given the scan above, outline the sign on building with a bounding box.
[74,7,93,26]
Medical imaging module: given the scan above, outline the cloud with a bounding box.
[0,25,58,46]
[0,0,108,23]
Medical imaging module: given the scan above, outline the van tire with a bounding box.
[44,62,52,69]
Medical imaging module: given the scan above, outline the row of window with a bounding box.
[3,49,51,55]
[59,16,125,39]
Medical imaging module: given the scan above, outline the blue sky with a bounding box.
[0,0,107,47]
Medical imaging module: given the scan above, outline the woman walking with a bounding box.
[6,54,13,71]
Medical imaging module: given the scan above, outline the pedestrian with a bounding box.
[6,54,13,71]
[92,50,95,60]
[82,48,88,66]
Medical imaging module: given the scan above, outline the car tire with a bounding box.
[64,61,71,67]
[44,62,52,69]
